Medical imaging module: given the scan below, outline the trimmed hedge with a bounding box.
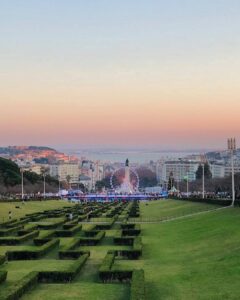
[130,270,145,300]
[79,231,105,246]
[0,225,24,237]
[0,255,6,265]
[63,221,78,229]
[59,249,90,259]
[114,235,134,246]
[7,238,60,260]
[38,254,88,283]
[0,219,17,228]
[99,251,132,282]
[37,218,65,229]
[95,217,116,230]
[5,219,28,228]
[33,230,55,246]
[0,271,7,284]
[0,271,38,300]
[55,224,82,237]
[0,230,39,245]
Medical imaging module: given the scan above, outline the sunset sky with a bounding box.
[0,1,240,150]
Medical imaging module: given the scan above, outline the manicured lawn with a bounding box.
[140,200,240,299]
[0,200,73,222]
[136,199,220,220]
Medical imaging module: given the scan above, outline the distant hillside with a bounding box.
[206,148,240,161]
[0,146,57,156]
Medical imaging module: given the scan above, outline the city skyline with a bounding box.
[1,1,240,149]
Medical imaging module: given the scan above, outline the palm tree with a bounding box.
[66,175,71,190]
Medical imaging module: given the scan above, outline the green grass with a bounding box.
[0,200,73,222]
[133,199,220,220]
[139,200,240,299]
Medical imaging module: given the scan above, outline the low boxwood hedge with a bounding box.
[79,231,105,246]
[0,225,24,237]
[38,254,88,283]
[99,251,133,282]
[0,271,7,284]
[0,271,38,300]
[37,218,65,229]
[7,238,60,260]
[55,224,82,237]
[0,230,39,245]
[0,255,6,265]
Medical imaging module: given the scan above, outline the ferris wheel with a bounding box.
[110,167,139,192]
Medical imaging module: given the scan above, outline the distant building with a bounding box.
[79,174,92,191]
[156,160,199,183]
[224,164,240,177]
[49,162,80,184]
[209,164,225,178]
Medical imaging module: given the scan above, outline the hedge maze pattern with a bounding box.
[0,201,145,300]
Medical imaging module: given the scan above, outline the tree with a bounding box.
[168,172,174,191]
[136,167,158,188]
[66,175,71,189]
[196,163,212,180]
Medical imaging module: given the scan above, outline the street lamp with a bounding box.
[228,138,236,206]
[43,173,46,199]
[201,155,206,200]
[56,175,61,195]
[90,164,95,192]
[20,168,24,201]
[41,166,48,199]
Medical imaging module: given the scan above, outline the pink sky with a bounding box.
[1,1,240,150]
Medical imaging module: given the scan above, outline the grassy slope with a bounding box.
[134,199,220,220]
[140,200,240,299]
[0,200,73,221]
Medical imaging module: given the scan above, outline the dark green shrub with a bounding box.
[0,271,38,300]
[0,271,7,284]
[7,238,60,260]
[0,225,24,237]
[0,230,39,245]
[38,254,88,283]
[55,224,82,237]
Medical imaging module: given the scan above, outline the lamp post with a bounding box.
[201,155,206,200]
[41,166,48,199]
[90,164,95,192]
[228,138,236,206]
[56,175,61,195]
[20,168,24,201]
[43,173,46,199]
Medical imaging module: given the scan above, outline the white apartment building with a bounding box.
[156,160,200,183]
[209,164,225,178]
[30,164,44,175]
[49,163,80,184]
[224,164,240,177]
